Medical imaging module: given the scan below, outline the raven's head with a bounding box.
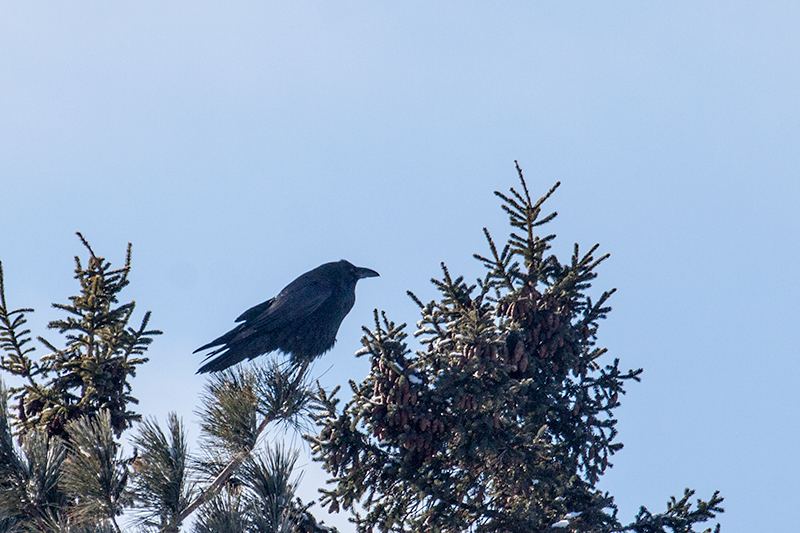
[340,259,380,280]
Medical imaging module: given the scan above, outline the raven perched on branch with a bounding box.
[195,260,379,373]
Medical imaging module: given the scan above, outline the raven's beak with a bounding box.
[355,266,380,279]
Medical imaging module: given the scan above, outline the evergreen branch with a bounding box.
[76,232,96,258]
[0,412,69,530]
[608,489,724,533]
[198,369,261,455]
[406,291,425,309]
[0,382,20,476]
[0,261,38,376]
[239,444,310,532]
[191,488,249,533]
[62,411,129,531]
[532,210,558,228]
[178,411,276,524]
[186,361,313,525]
[473,227,516,291]
[131,413,195,532]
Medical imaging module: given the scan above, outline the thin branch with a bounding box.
[177,412,275,523]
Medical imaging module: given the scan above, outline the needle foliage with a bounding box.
[0,236,329,532]
[308,163,723,533]
[0,234,159,439]
[1,164,723,532]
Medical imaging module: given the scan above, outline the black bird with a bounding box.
[195,260,379,373]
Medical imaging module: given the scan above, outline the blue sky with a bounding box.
[2,2,798,531]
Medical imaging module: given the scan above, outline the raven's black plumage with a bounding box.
[195,260,379,373]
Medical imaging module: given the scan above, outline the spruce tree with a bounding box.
[0,233,159,438]
[0,235,158,531]
[308,163,723,533]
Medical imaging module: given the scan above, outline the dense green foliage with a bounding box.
[309,164,723,533]
[0,234,158,438]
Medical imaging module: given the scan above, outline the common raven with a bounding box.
[195,260,379,373]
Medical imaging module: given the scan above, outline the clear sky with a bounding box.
[1,3,798,531]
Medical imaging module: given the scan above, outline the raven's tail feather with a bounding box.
[196,347,250,374]
[195,324,249,373]
[193,328,238,354]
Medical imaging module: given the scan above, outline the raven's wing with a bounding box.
[237,279,332,332]
[193,281,332,356]
[235,298,275,323]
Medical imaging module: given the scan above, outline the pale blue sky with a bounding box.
[2,3,798,531]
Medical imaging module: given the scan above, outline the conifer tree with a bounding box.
[0,233,159,438]
[0,236,158,531]
[0,236,329,532]
[308,163,723,533]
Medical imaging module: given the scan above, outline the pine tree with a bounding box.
[308,163,723,533]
